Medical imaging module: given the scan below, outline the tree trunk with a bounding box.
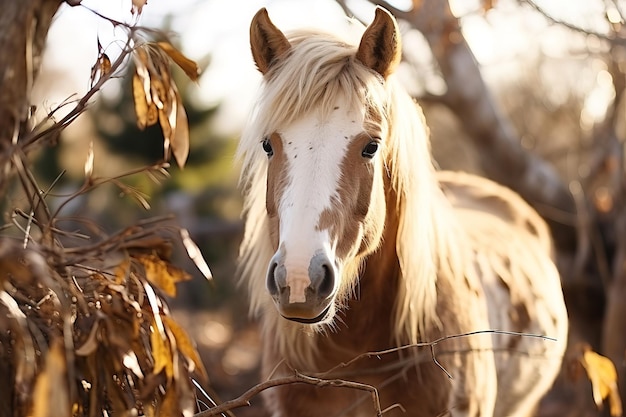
[0,0,62,413]
[0,0,63,193]
[407,0,577,253]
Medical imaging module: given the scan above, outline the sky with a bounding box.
[34,0,376,134]
[33,0,617,136]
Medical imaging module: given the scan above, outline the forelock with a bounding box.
[254,30,390,136]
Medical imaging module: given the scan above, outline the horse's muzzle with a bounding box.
[266,251,336,323]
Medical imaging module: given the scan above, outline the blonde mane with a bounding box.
[236,26,462,358]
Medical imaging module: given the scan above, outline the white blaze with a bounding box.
[277,102,364,302]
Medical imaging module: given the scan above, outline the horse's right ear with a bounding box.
[250,8,291,75]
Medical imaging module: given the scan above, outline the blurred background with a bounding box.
[23,0,626,415]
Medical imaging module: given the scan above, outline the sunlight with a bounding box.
[581,68,615,130]
[34,0,619,139]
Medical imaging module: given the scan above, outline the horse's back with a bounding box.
[439,170,568,416]
[438,170,553,250]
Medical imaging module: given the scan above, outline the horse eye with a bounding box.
[262,137,274,157]
[361,141,379,159]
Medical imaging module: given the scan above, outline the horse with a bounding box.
[236,6,568,417]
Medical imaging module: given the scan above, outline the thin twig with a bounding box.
[48,163,168,222]
[521,0,626,46]
[21,35,134,150]
[194,372,383,417]
[317,329,556,378]
[200,329,559,417]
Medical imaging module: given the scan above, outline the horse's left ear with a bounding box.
[356,7,402,79]
[250,8,291,75]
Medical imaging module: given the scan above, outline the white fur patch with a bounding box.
[276,100,364,294]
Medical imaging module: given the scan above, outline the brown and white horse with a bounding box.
[237,7,568,417]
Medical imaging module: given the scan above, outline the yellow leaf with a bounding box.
[580,348,623,416]
[131,0,147,15]
[150,319,174,379]
[133,72,156,130]
[132,48,159,129]
[143,403,156,417]
[159,107,173,161]
[150,77,167,111]
[100,53,111,76]
[137,254,190,297]
[171,98,189,168]
[90,52,112,85]
[114,259,130,284]
[163,315,207,380]
[32,342,70,417]
[157,41,201,81]
[156,381,180,417]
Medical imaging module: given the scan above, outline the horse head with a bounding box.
[249,7,402,324]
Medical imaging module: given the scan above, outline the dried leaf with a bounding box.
[103,358,130,412]
[146,100,159,126]
[580,348,623,416]
[0,245,35,285]
[131,0,147,15]
[84,141,94,178]
[159,106,173,161]
[138,254,190,297]
[114,259,130,284]
[75,319,100,356]
[150,319,173,379]
[133,48,159,129]
[163,315,206,380]
[133,72,156,130]
[171,98,189,168]
[90,53,112,85]
[180,229,212,280]
[1,290,36,389]
[90,38,110,85]
[482,0,496,13]
[100,54,111,77]
[135,47,153,96]
[32,342,70,417]
[156,381,180,417]
[144,403,156,417]
[150,77,167,110]
[144,282,165,335]
[157,41,200,81]
[122,350,144,378]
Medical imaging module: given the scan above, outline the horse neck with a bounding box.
[332,184,404,350]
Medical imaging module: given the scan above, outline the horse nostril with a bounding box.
[316,263,335,299]
[266,261,279,295]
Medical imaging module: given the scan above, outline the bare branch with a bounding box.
[318,329,556,378]
[194,372,383,417]
[521,0,626,46]
[194,329,558,417]
[21,36,134,151]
